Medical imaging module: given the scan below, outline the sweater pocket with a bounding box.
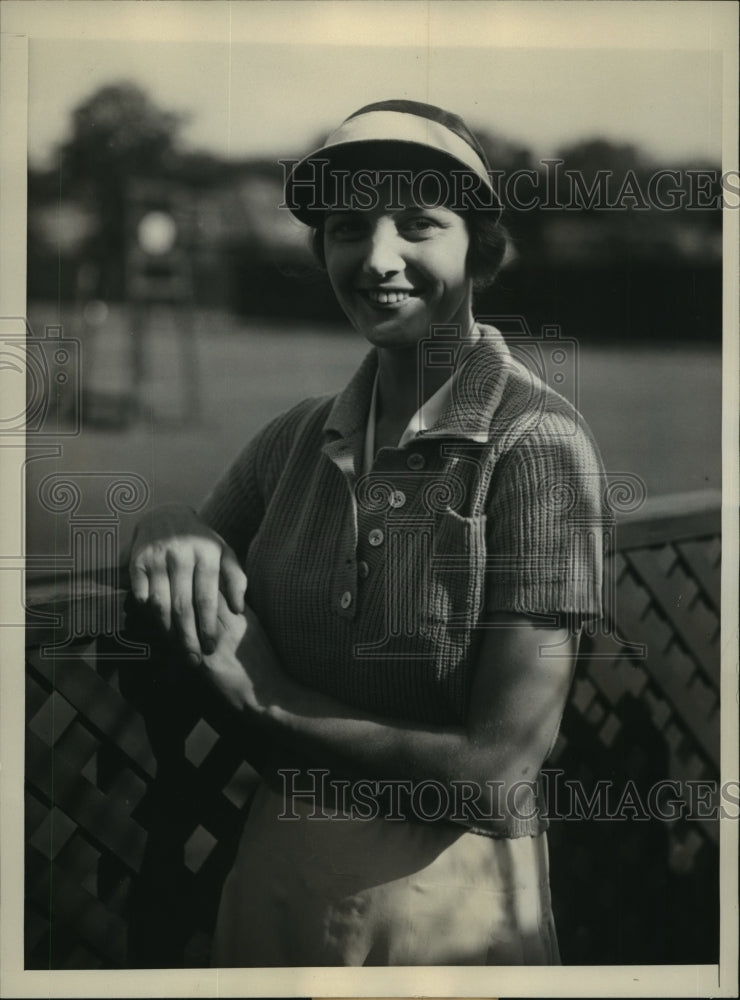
[426,510,488,632]
[412,509,487,720]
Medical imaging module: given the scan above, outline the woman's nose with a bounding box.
[361,222,405,277]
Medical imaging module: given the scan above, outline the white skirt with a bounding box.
[211,779,560,967]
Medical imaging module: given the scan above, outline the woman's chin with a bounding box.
[350,312,428,349]
[360,325,427,351]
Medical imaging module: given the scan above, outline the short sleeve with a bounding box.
[484,412,608,621]
[198,432,267,563]
[198,398,322,563]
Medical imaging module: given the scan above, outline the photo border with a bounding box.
[1,2,737,997]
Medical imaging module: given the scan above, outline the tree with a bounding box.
[56,82,186,299]
[59,81,184,191]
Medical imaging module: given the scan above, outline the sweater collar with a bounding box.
[323,323,513,445]
[323,346,378,441]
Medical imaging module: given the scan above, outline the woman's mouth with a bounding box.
[361,288,416,307]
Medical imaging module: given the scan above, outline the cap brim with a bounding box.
[284,139,501,225]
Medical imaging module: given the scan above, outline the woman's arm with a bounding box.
[201,596,578,819]
[126,398,325,662]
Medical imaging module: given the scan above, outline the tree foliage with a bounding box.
[52,82,185,297]
[59,81,185,192]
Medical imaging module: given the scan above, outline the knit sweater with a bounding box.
[200,324,608,835]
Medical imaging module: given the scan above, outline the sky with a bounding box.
[6,0,727,170]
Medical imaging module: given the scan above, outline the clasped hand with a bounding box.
[200,594,286,718]
[127,503,286,715]
[128,502,247,663]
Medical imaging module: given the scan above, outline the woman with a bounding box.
[129,100,606,966]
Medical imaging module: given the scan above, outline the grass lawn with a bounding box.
[22,305,722,566]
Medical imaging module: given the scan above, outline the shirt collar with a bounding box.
[362,370,456,473]
[323,323,513,445]
[424,323,514,441]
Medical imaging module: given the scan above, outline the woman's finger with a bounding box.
[128,560,150,604]
[170,573,203,665]
[221,546,247,613]
[146,566,173,633]
[194,556,221,652]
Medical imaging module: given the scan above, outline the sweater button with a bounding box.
[358,561,370,579]
[340,590,352,609]
[389,490,406,508]
[406,452,425,471]
[368,528,384,546]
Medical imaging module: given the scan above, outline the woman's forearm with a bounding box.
[204,600,576,817]
[246,669,551,830]
[266,677,472,784]
[241,656,546,804]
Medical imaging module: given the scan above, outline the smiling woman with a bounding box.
[128,99,607,966]
[322,199,473,352]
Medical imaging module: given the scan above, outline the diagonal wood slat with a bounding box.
[26,729,148,872]
[624,546,720,687]
[26,650,156,778]
[26,844,128,968]
[675,538,721,613]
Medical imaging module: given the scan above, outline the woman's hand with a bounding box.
[200,594,287,718]
[128,502,247,663]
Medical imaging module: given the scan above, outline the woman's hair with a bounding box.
[310,211,509,292]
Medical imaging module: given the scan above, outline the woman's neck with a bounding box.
[375,349,431,426]
[375,320,478,426]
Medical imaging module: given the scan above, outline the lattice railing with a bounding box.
[24,598,258,969]
[24,491,722,968]
[547,491,721,963]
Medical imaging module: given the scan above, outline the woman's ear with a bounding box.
[310,226,326,268]
[464,242,482,292]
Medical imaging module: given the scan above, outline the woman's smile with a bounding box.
[362,287,415,306]
[323,186,474,348]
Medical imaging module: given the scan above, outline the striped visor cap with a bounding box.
[284,100,501,225]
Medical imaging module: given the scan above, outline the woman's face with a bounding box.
[322,179,474,350]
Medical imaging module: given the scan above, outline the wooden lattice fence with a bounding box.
[24,492,722,968]
[547,492,721,963]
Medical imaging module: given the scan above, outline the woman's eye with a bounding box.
[402,217,438,234]
[326,219,365,239]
